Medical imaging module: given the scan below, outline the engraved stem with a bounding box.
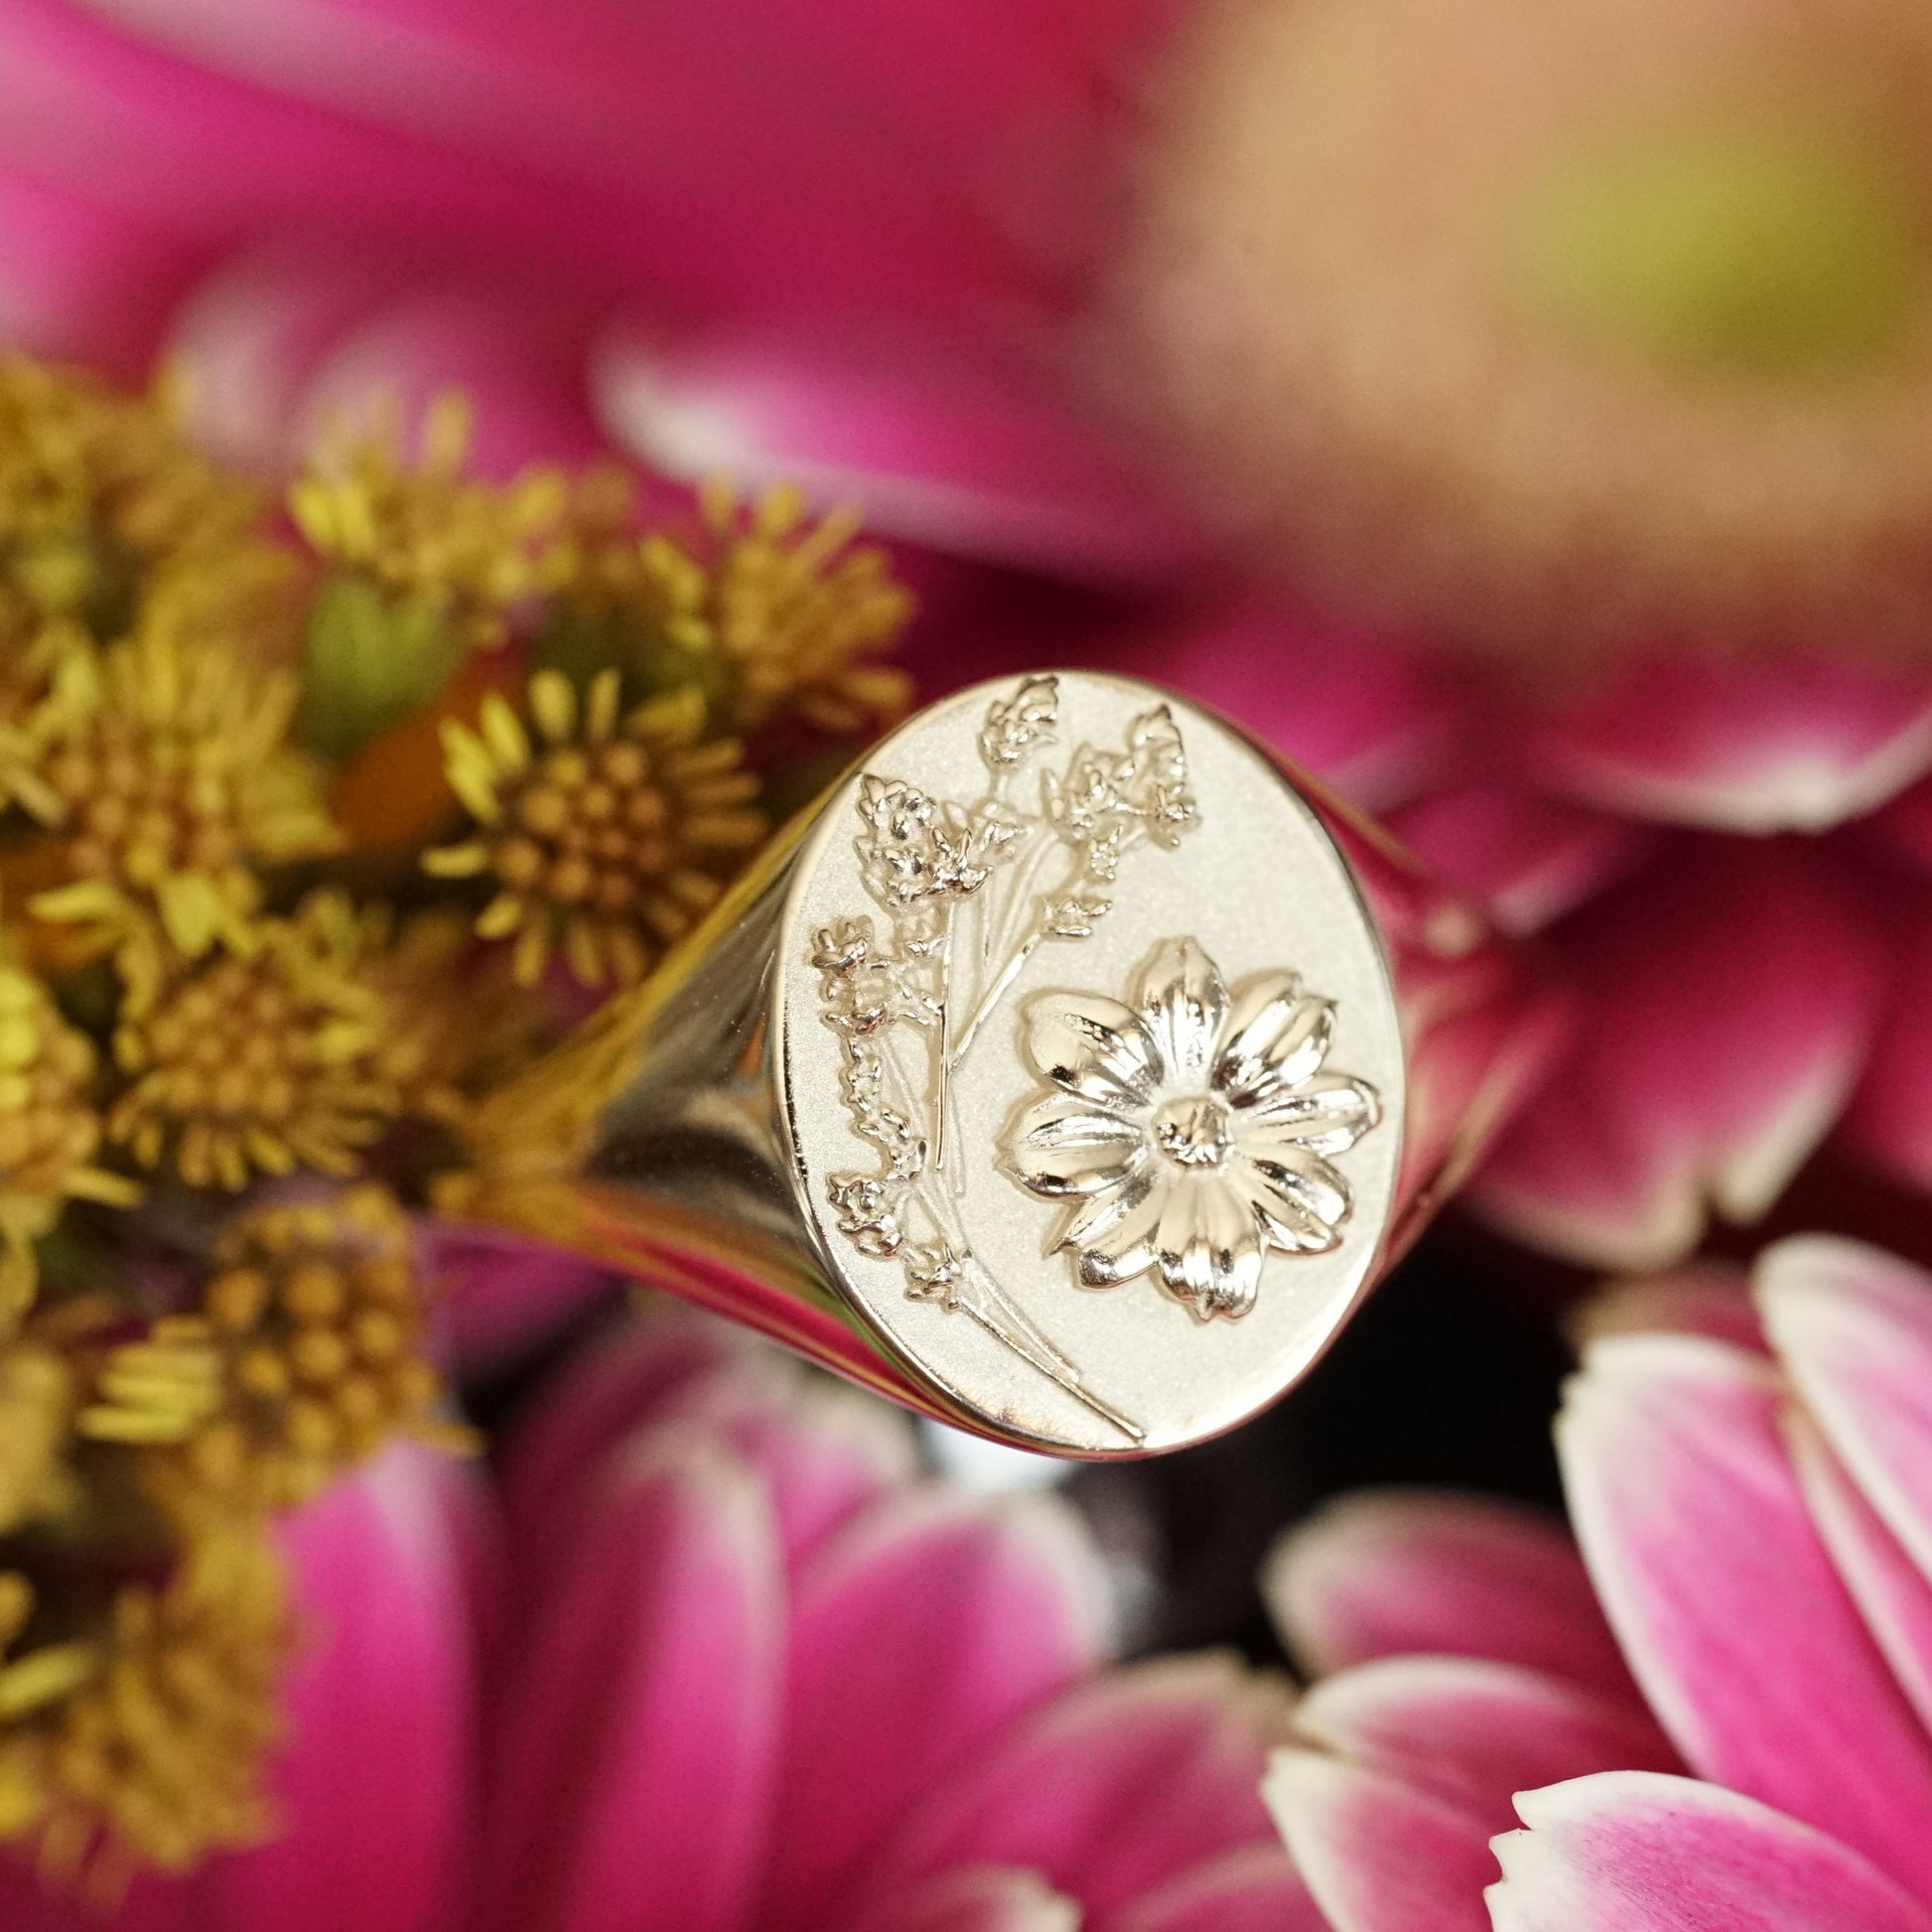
[954,1261,1146,1445]
[947,927,1042,1072]
[931,910,954,1172]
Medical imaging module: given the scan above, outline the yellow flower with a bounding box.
[427,668,767,986]
[0,1528,289,1880]
[0,965,138,1317]
[9,627,341,965]
[290,393,567,654]
[0,357,289,678]
[79,1184,461,1508]
[643,480,914,733]
[106,904,402,1191]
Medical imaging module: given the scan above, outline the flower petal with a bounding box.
[1231,1147,1350,1252]
[868,1656,1293,1920]
[1786,1410,1932,1734]
[1134,938,1228,1088]
[1264,1749,1495,1932]
[1558,1332,1932,1901]
[848,1866,1080,1932]
[598,325,1200,584]
[1022,993,1163,1111]
[1154,1174,1263,1319]
[1118,605,1464,816]
[1388,786,1652,937]
[759,1487,1110,1927]
[1529,652,1932,835]
[1471,841,1882,1271]
[1238,1077,1381,1158]
[1840,898,1932,1193]
[1755,1236,1932,1587]
[420,1218,614,1380]
[499,1306,753,1538]
[1570,1262,1765,1356]
[1262,1490,1635,1700]
[1294,1656,1678,1825]
[1004,1091,1150,1199]
[1062,1178,1167,1290]
[1214,975,1328,1102]
[1489,1772,1932,1932]
[1104,1843,1328,1932]
[476,1428,785,1932]
[214,1448,474,1930]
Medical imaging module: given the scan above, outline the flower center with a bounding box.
[1510,102,1932,377]
[1152,1093,1232,1171]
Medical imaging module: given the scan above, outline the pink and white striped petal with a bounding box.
[1558,1333,1932,1902]
[1471,842,1882,1271]
[1264,1750,1495,1932]
[1528,653,1932,834]
[757,1487,1111,1929]
[865,1656,1293,1923]
[1294,1656,1677,1823]
[1786,1410,1932,1733]
[474,1429,785,1932]
[1489,1772,1932,1932]
[1102,1842,1327,1932]
[1756,1236,1932,1585]
[1263,1490,1634,1700]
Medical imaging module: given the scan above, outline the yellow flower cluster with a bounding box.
[0,353,915,1887]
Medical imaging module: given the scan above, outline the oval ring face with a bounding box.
[776,672,1405,1454]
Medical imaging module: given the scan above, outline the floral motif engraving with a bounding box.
[813,675,1200,1441]
[1001,937,1383,1321]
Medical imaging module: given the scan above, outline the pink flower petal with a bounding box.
[0,164,198,373]
[851,1866,1081,1932]
[1264,1749,1495,1932]
[1558,1333,1932,1900]
[1389,787,1651,936]
[1113,607,1464,814]
[0,1449,475,1932]
[198,1447,477,1932]
[1840,900,1932,1193]
[1489,1771,1932,1932]
[418,1219,614,1381]
[1786,1410,1932,1733]
[498,1306,752,1535]
[1295,1656,1678,1823]
[758,1487,1112,1928]
[1757,1236,1932,1584]
[1471,842,1882,1270]
[1529,653,1932,834]
[630,1345,919,1575]
[1263,1490,1635,1701]
[474,1428,785,1932]
[1102,1843,1327,1932]
[596,325,1198,584]
[864,1655,1294,1922]
[1569,1263,1764,1356]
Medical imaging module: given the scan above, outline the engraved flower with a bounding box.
[1002,937,1383,1322]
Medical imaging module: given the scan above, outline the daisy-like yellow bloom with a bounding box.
[290,393,567,656]
[638,480,914,734]
[81,1185,456,1508]
[0,358,287,680]
[427,668,768,987]
[9,627,340,965]
[0,964,138,1317]
[106,905,402,1191]
[0,1528,289,1880]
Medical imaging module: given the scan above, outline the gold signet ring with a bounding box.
[448,672,1560,1456]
